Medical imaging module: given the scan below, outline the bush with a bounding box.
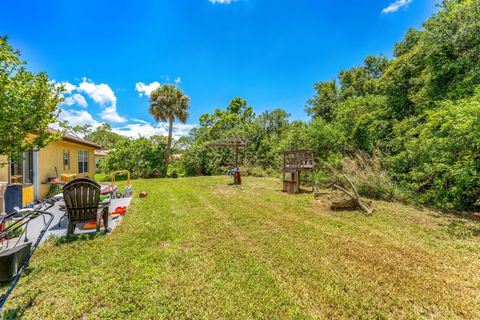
[240,166,279,178]
[390,92,480,210]
[99,137,166,178]
[167,159,185,178]
[333,151,408,202]
[95,173,111,182]
[47,184,63,198]
[242,166,267,177]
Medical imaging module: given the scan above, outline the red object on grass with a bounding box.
[234,172,241,185]
[139,191,148,198]
[83,221,104,229]
[114,206,127,215]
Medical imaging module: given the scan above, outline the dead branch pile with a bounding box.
[331,174,374,215]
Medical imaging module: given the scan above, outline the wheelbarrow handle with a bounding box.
[0,210,54,315]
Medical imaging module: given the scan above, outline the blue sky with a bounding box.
[0,0,438,138]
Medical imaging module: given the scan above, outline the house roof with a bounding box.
[61,132,101,149]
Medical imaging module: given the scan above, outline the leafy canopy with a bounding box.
[149,84,190,124]
[84,123,126,149]
[0,35,63,159]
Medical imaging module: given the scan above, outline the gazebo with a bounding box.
[208,137,249,184]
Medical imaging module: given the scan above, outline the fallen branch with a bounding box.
[333,174,374,215]
[330,198,358,210]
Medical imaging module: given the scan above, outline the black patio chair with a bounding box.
[63,178,109,235]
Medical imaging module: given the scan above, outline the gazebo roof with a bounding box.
[207,136,249,148]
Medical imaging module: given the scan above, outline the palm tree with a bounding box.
[149,84,190,175]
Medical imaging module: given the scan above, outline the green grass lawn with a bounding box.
[3,176,480,319]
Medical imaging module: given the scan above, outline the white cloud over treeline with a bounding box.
[56,78,195,140]
[382,0,413,14]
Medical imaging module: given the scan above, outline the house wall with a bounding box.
[0,156,8,182]
[38,140,96,199]
[0,155,34,206]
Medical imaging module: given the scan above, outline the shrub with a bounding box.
[94,173,111,182]
[47,184,63,198]
[389,92,480,210]
[333,151,408,202]
[99,137,166,178]
[167,159,185,178]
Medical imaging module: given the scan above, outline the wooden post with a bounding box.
[297,172,301,193]
[235,146,239,167]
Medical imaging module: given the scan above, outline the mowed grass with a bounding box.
[3,176,480,319]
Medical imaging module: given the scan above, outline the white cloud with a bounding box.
[209,0,234,3]
[78,78,117,106]
[382,0,413,14]
[78,78,126,123]
[63,82,77,94]
[135,81,161,97]
[131,118,149,124]
[112,121,196,140]
[174,77,182,85]
[62,93,88,108]
[55,81,76,94]
[59,109,101,129]
[99,106,126,123]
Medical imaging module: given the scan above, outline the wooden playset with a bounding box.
[282,150,318,194]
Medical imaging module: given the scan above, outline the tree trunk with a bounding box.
[164,116,174,175]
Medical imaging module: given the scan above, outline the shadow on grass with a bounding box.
[445,220,480,238]
[276,188,315,194]
[52,232,104,246]
[3,289,40,320]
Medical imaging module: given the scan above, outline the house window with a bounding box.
[10,156,23,184]
[78,150,89,174]
[24,151,33,184]
[9,151,34,184]
[63,150,70,170]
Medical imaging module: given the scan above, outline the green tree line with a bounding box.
[172,0,480,211]
[3,0,477,211]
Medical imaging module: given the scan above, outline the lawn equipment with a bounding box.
[0,198,56,318]
[101,170,133,199]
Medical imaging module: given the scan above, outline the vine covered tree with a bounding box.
[149,84,190,174]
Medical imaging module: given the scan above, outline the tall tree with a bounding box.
[305,80,339,122]
[84,123,126,149]
[70,124,92,137]
[149,84,190,174]
[0,35,63,161]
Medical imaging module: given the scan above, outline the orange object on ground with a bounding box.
[139,191,148,198]
[82,221,104,229]
[114,206,127,214]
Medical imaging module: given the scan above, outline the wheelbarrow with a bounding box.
[0,199,56,318]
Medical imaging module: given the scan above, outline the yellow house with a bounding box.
[0,133,100,207]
